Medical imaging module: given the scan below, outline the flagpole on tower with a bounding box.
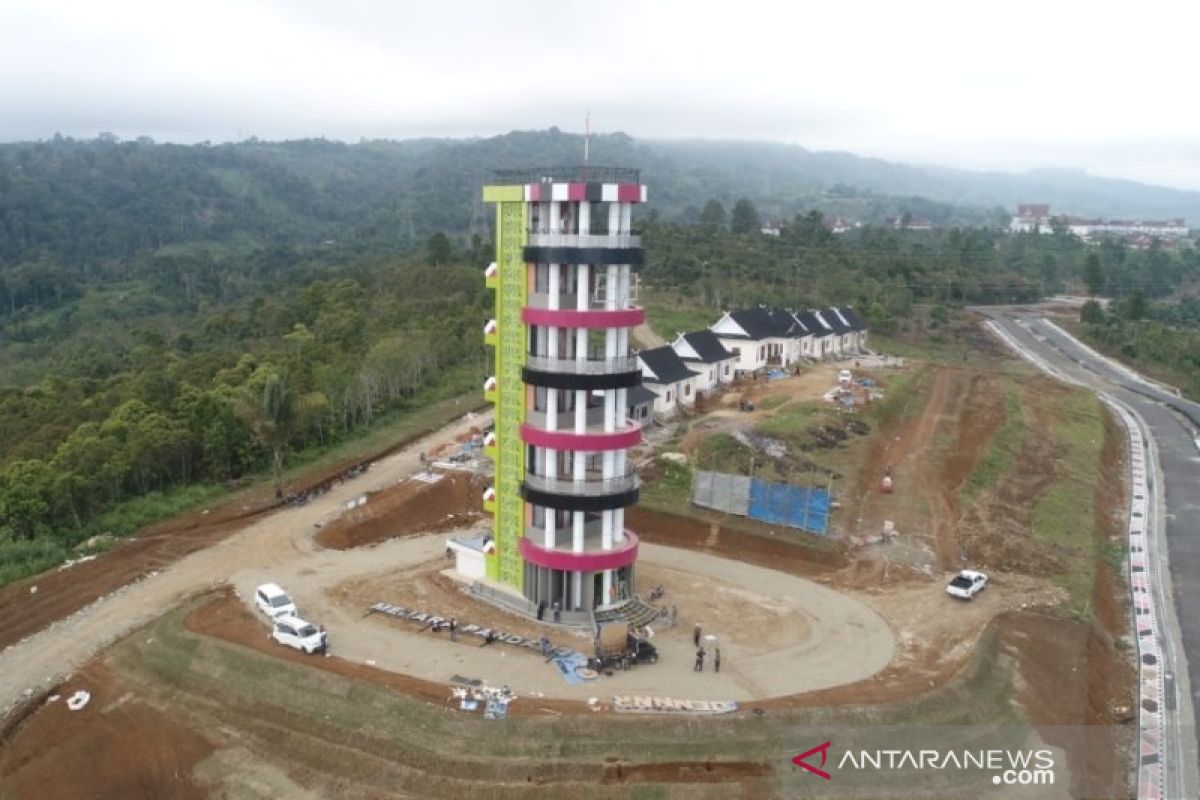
[583,111,590,181]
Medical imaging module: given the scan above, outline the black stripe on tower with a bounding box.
[523,246,644,266]
[521,367,642,392]
[520,483,640,512]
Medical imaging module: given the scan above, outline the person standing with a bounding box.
[714,647,721,673]
[449,617,457,642]
[670,605,678,627]
[694,647,705,672]
[693,623,702,648]
[552,601,561,624]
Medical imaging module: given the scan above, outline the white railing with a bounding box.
[525,354,639,375]
[524,472,639,496]
[527,232,641,249]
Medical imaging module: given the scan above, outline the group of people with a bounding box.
[535,600,562,624]
[691,623,721,673]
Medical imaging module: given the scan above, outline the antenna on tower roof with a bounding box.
[583,111,590,181]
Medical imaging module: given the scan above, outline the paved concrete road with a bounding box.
[979,306,1200,799]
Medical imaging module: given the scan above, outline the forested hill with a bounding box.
[5,131,1199,271]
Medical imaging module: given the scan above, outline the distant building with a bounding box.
[1010,204,1188,242]
[885,216,934,231]
[1010,204,1053,233]
[824,216,859,234]
[710,306,869,372]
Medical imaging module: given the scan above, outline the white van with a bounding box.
[270,615,328,654]
[255,583,297,618]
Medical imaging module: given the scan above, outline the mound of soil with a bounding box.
[316,471,485,550]
[626,507,847,575]
[0,661,215,799]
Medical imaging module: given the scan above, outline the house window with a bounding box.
[666,391,673,402]
[685,383,692,397]
[724,364,730,376]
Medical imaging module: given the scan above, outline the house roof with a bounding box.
[638,346,699,385]
[795,310,832,337]
[627,384,658,407]
[678,330,735,363]
[838,306,868,331]
[726,308,791,340]
[820,308,854,335]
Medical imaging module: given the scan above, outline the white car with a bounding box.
[946,570,988,600]
[270,615,328,654]
[838,369,853,385]
[255,583,297,618]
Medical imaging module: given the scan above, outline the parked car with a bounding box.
[255,582,297,618]
[270,614,328,654]
[946,570,988,600]
[838,369,853,385]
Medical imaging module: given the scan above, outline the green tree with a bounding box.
[239,370,297,498]
[427,232,453,265]
[730,199,760,234]
[1123,290,1148,321]
[700,200,727,231]
[1079,299,1104,325]
[1083,253,1105,296]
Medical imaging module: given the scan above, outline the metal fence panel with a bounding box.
[691,470,751,516]
[692,471,826,533]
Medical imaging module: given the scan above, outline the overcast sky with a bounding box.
[3,0,1198,190]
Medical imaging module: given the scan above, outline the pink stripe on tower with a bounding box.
[519,423,643,451]
[522,306,646,329]
[616,183,641,202]
[519,531,639,571]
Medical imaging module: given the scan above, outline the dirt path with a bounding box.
[227,535,895,702]
[0,410,491,717]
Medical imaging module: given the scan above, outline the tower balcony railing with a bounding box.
[525,354,639,375]
[526,292,634,312]
[525,407,629,431]
[492,166,641,184]
[523,522,635,553]
[524,471,639,496]
[526,232,641,249]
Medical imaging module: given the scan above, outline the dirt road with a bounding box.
[228,536,896,702]
[0,410,491,717]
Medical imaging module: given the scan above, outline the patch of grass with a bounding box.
[0,538,70,586]
[640,290,716,342]
[754,402,827,440]
[692,433,755,474]
[1031,388,1106,612]
[638,461,694,514]
[758,393,789,411]
[964,381,1024,499]
[89,483,227,538]
[866,364,929,430]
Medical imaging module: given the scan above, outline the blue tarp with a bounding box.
[747,478,830,534]
[551,651,589,684]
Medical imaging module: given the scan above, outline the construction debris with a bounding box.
[66,690,91,711]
